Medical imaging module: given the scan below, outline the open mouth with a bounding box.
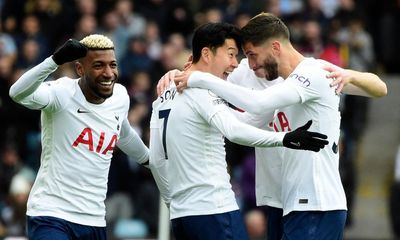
[99,80,113,86]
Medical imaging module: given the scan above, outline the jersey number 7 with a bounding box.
[159,109,171,159]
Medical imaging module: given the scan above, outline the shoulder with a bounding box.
[45,77,79,93]
[113,83,128,95]
[112,83,130,101]
[287,58,328,88]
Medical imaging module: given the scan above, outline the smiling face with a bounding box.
[76,49,118,103]
[209,39,239,80]
[244,41,279,81]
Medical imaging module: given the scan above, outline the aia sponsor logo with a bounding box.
[268,111,291,132]
[72,128,118,155]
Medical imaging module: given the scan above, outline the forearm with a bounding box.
[211,111,285,148]
[118,119,149,165]
[343,70,387,97]
[189,72,298,115]
[230,108,274,129]
[9,57,58,102]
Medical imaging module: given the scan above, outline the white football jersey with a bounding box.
[9,57,149,226]
[188,58,347,216]
[164,70,286,219]
[166,87,239,219]
[149,83,176,207]
[228,59,284,208]
[228,58,283,208]
[275,58,346,216]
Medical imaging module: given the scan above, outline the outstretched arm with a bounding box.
[176,71,301,115]
[9,39,87,107]
[319,59,387,97]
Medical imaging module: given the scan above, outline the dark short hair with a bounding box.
[191,22,242,63]
[241,12,290,46]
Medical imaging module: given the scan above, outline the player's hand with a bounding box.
[282,120,329,152]
[318,59,348,95]
[183,55,193,71]
[156,55,193,96]
[174,70,193,93]
[156,69,182,96]
[52,39,88,65]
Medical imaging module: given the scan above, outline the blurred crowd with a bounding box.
[1,0,399,239]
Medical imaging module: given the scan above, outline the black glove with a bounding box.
[52,39,88,65]
[282,120,329,152]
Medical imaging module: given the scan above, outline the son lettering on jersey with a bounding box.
[160,89,177,103]
[288,73,310,87]
[72,128,118,155]
[268,111,291,132]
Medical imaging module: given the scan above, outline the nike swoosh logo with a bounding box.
[77,108,90,113]
[290,142,301,147]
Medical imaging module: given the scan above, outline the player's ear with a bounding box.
[75,62,84,77]
[201,47,210,64]
[272,41,281,56]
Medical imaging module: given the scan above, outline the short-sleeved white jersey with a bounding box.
[188,58,347,216]
[9,57,149,226]
[228,59,284,208]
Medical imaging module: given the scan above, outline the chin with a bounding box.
[98,91,113,99]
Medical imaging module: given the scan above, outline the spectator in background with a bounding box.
[23,0,64,50]
[126,71,152,102]
[332,0,362,28]
[0,20,17,64]
[245,209,267,240]
[1,37,42,166]
[148,43,182,93]
[15,39,42,70]
[0,145,27,203]
[298,19,324,58]
[113,0,147,61]
[0,20,18,144]
[164,1,195,38]
[73,14,98,41]
[234,12,252,29]
[98,9,120,50]
[74,0,97,16]
[337,17,374,71]
[1,174,33,237]
[204,7,223,23]
[144,20,163,61]
[335,16,375,227]
[0,145,35,237]
[119,36,153,83]
[166,33,191,70]
[134,0,167,29]
[301,0,329,33]
[219,0,251,24]
[297,19,343,67]
[14,14,50,61]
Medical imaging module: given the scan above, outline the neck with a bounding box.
[280,45,304,79]
[78,79,106,104]
[190,62,209,74]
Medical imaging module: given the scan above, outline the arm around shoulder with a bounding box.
[345,70,387,97]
